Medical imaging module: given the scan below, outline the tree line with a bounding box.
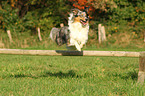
[0,0,145,39]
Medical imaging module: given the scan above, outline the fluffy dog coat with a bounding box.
[68,8,89,51]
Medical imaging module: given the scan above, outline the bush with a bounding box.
[108,0,145,25]
[0,1,21,32]
[0,1,70,34]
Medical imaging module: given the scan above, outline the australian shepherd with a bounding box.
[50,7,89,51]
[68,7,89,51]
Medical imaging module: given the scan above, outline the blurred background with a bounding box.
[0,0,145,51]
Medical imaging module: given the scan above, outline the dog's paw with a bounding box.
[76,47,81,51]
[77,49,81,51]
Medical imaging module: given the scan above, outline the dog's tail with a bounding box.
[49,27,60,41]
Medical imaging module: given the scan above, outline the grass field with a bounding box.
[0,54,144,96]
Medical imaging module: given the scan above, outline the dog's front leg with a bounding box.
[74,41,81,51]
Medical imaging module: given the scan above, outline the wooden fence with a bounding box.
[0,49,144,84]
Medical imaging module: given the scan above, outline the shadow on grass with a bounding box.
[8,70,138,80]
[110,70,138,81]
[42,70,81,78]
[9,70,81,79]
[121,70,138,80]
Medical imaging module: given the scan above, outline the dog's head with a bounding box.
[69,7,89,26]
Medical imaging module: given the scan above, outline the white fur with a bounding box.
[68,14,89,51]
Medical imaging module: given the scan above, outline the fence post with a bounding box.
[37,27,42,41]
[98,24,107,44]
[98,24,101,44]
[7,30,13,43]
[137,51,145,84]
[143,31,145,42]
[101,26,107,42]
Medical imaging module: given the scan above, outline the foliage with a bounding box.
[0,0,70,33]
[68,0,117,19]
[105,0,145,37]
[0,1,37,33]
[109,0,145,24]
[0,2,20,32]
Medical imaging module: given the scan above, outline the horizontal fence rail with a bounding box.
[0,49,140,57]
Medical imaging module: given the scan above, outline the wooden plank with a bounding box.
[138,52,145,84]
[0,49,140,57]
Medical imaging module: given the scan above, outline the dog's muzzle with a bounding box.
[80,19,88,26]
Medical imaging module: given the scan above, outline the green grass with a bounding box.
[0,54,144,96]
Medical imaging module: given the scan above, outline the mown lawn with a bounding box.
[0,54,144,96]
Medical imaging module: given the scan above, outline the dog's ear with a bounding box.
[71,8,79,16]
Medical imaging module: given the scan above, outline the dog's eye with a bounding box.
[82,13,86,17]
[75,14,78,17]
